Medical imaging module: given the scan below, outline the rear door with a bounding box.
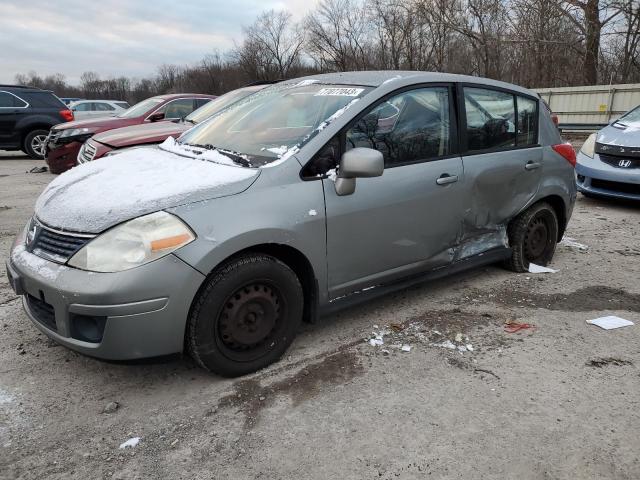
[458,85,542,250]
[320,85,465,298]
[0,91,28,147]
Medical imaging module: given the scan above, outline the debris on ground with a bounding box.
[101,401,120,414]
[27,166,48,173]
[389,323,404,332]
[119,437,140,449]
[401,345,411,352]
[528,263,558,273]
[586,357,633,368]
[504,321,535,333]
[368,331,386,346]
[432,340,456,350]
[587,316,634,330]
[560,236,589,251]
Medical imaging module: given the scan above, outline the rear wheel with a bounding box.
[23,129,49,160]
[504,202,559,272]
[187,254,303,377]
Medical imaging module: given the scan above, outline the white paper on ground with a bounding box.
[119,437,140,449]
[401,345,411,352]
[587,316,634,330]
[560,236,588,251]
[528,263,558,273]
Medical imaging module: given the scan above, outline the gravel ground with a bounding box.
[1,151,639,479]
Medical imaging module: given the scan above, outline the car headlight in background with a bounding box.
[58,127,97,143]
[580,133,596,158]
[68,211,195,272]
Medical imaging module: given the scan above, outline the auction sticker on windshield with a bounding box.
[315,88,365,96]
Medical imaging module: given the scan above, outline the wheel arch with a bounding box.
[192,243,319,325]
[538,194,567,241]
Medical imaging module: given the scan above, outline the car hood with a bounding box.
[53,116,139,132]
[93,121,190,148]
[35,146,259,234]
[597,121,640,149]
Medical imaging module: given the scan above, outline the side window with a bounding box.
[162,99,196,119]
[74,102,91,111]
[0,92,16,108]
[0,92,28,108]
[517,96,537,146]
[464,87,515,151]
[346,87,451,167]
[95,103,114,111]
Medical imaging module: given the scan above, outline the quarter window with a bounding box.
[516,96,537,146]
[346,87,451,167]
[464,87,516,151]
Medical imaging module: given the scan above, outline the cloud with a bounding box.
[0,0,319,84]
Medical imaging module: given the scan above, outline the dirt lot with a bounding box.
[1,152,639,480]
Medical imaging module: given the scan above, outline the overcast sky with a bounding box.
[0,0,318,84]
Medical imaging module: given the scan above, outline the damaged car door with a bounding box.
[323,85,465,298]
[458,86,542,256]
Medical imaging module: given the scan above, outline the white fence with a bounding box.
[535,83,640,131]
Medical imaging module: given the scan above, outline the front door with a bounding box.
[321,86,465,299]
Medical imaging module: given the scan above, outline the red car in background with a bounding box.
[45,93,216,173]
[77,84,269,164]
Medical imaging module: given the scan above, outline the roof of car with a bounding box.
[0,84,50,93]
[156,93,218,100]
[290,71,535,96]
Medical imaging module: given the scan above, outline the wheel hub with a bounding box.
[219,284,280,349]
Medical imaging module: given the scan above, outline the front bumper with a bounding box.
[7,245,205,360]
[45,140,83,174]
[575,152,640,200]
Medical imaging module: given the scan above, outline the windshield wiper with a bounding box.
[188,143,252,167]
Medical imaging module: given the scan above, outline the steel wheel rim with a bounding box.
[216,281,284,362]
[524,214,550,262]
[31,135,47,157]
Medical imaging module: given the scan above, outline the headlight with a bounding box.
[60,127,94,138]
[68,211,195,272]
[580,133,596,158]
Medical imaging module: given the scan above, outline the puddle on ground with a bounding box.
[216,349,363,428]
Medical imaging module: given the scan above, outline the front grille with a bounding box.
[591,179,640,195]
[47,130,62,147]
[30,225,93,263]
[78,141,97,164]
[26,294,57,331]
[599,153,640,169]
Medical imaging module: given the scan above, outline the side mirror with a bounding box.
[148,112,165,122]
[335,147,384,196]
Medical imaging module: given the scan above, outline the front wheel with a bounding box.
[23,129,49,159]
[504,202,559,272]
[187,254,303,377]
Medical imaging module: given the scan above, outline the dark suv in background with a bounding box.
[0,85,73,159]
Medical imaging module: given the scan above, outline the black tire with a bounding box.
[23,129,49,159]
[504,202,559,273]
[187,254,303,377]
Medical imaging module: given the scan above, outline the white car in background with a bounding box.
[69,100,131,120]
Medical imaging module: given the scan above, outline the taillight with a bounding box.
[552,143,576,167]
[60,109,74,122]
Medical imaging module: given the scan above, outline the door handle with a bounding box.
[436,174,458,185]
[525,161,541,171]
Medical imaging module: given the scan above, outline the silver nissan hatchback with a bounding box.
[7,72,577,376]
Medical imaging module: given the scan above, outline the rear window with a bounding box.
[516,96,538,146]
[21,91,66,108]
[115,102,130,109]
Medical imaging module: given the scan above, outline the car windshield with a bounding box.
[185,88,258,124]
[616,105,640,126]
[177,83,372,167]
[117,97,164,118]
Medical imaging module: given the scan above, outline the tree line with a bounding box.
[14,0,640,103]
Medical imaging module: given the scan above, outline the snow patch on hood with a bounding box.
[35,144,258,233]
